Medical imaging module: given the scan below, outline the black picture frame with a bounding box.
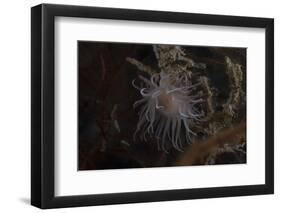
[31,3,274,209]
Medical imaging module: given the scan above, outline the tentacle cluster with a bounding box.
[133,71,204,151]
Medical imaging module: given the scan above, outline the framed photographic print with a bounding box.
[31,3,274,209]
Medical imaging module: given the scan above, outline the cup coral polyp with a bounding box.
[133,71,203,151]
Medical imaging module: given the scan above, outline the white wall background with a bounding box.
[0,0,279,212]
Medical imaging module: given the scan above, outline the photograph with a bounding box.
[29,3,274,209]
[78,41,247,170]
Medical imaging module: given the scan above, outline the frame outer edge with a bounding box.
[31,4,43,208]
[265,18,274,193]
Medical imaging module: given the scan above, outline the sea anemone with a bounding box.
[133,71,204,151]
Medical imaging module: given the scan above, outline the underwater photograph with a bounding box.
[78,41,246,170]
